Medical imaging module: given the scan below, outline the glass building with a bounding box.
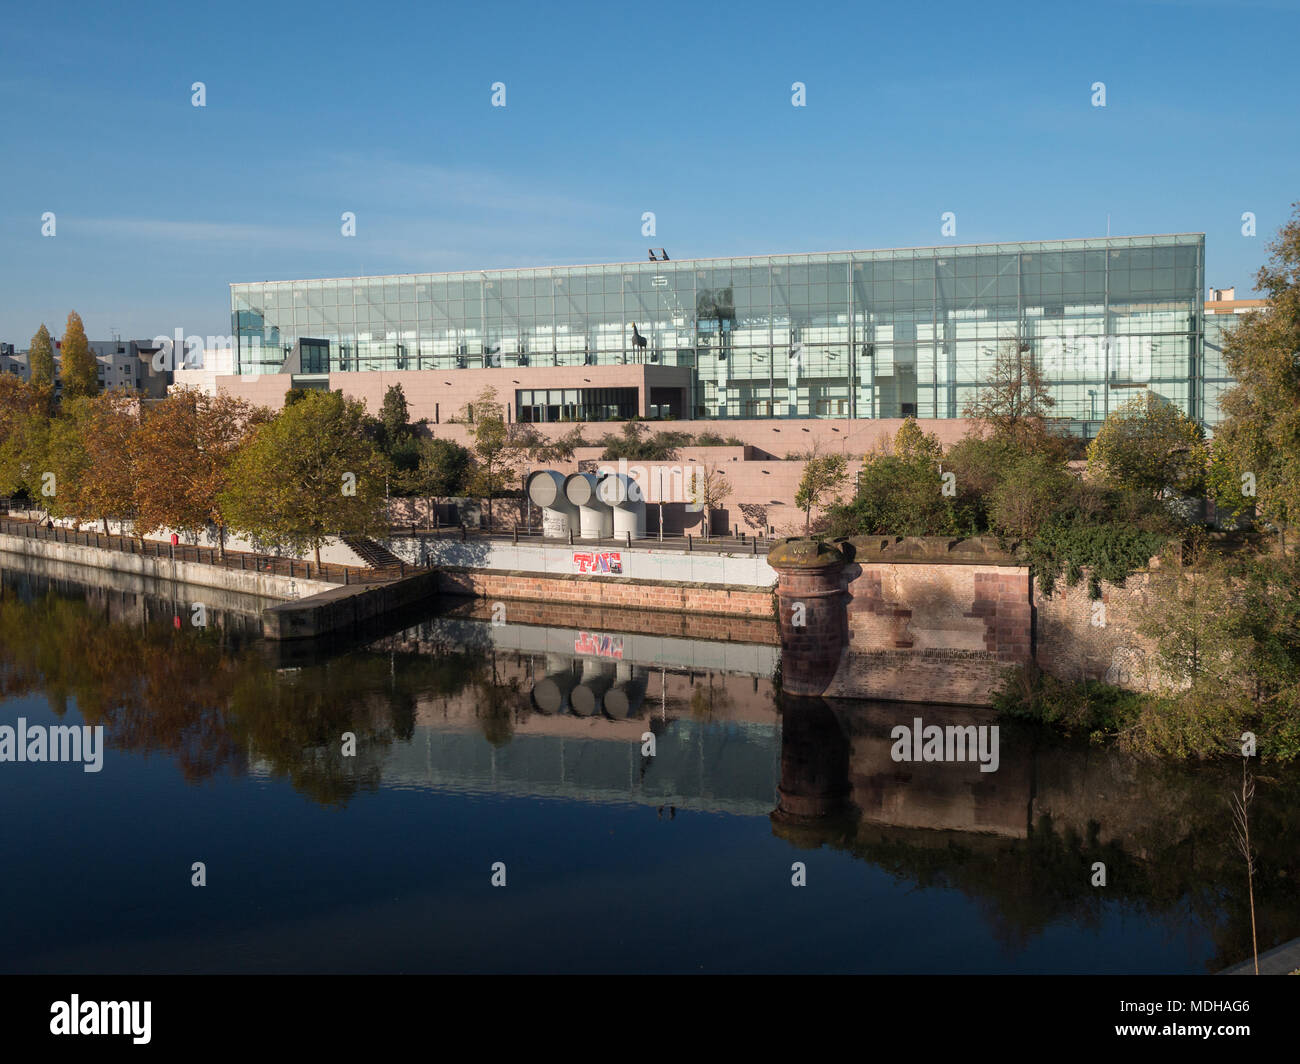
[231,233,1210,432]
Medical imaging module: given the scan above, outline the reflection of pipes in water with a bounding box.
[531,653,578,714]
[571,658,615,716]
[563,472,613,539]
[604,663,649,719]
[526,470,580,538]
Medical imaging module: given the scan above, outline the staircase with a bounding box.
[341,536,407,576]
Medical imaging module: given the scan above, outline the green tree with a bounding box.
[1136,542,1300,760]
[461,389,560,529]
[28,324,55,389]
[379,383,411,447]
[598,420,691,460]
[1086,393,1208,498]
[221,390,389,565]
[894,417,944,463]
[59,311,99,400]
[827,421,959,538]
[987,452,1073,541]
[0,406,51,511]
[413,437,472,498]
[1208,205,1300,546]
[794,453,848,535]
[42,408,90,525]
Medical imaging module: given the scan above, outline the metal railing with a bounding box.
[389,523,779,555]
[0,517,401,585]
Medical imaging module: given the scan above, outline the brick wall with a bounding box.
[436,595,779,645]
[824,561,1031,705]
[773,539,1158,706]
[437,567,773,619]
[1034,569,1160,691]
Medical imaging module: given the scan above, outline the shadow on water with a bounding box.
[1,563,1297,971]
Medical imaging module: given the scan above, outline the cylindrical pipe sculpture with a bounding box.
[526,470,580,538]
[564,472,613,539]
[597,473,647,539]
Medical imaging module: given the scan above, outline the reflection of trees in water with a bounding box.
[689,675,735,721]
[779,699,1300,971]
[0,583,490,808]
[475,653,527,748]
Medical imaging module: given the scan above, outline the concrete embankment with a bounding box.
[0,547,285,620]
[0,532,335,602]
[262,569,440,639]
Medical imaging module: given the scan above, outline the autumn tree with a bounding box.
[1086,392,1208,498]
[0,403,51,511]
[132,389,270,554]
[42,394,140,532]
[0,377,48,446]
[963,338,1060,452]
[60,311,99,400]
[221,390,389,565]
[1207,205,1300,546]
[28,324,55,389]
[794,453,848,535]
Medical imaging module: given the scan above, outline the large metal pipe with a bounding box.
[596,473,646,538]
[563,472,613,539]
[527,470,580,537]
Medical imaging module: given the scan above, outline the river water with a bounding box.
[0,559,1295,973]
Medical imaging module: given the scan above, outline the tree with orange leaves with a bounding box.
[44,393,141,533]
[130,388,270,555]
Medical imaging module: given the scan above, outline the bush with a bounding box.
[993,664,1144,738]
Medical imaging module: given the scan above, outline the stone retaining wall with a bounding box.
[436,567,773,619]
[0,533,334,602]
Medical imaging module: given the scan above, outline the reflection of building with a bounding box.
[221,233,1216,434]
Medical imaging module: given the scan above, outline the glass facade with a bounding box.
[231,233,1211,431]
[1202,313,1242,428]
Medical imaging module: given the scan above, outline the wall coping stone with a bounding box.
[766,538,847,571]
[841,535,1022,566]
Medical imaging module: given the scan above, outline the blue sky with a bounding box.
[1,0,1297,343]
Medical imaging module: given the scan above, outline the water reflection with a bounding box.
[1,564,1297,972]
[776,696,1300,970]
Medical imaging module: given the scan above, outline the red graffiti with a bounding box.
[574,631,625,659]
[572,550,622,575]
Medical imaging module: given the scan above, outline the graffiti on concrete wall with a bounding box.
[574,632,624,658]
[573,550,622,575]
